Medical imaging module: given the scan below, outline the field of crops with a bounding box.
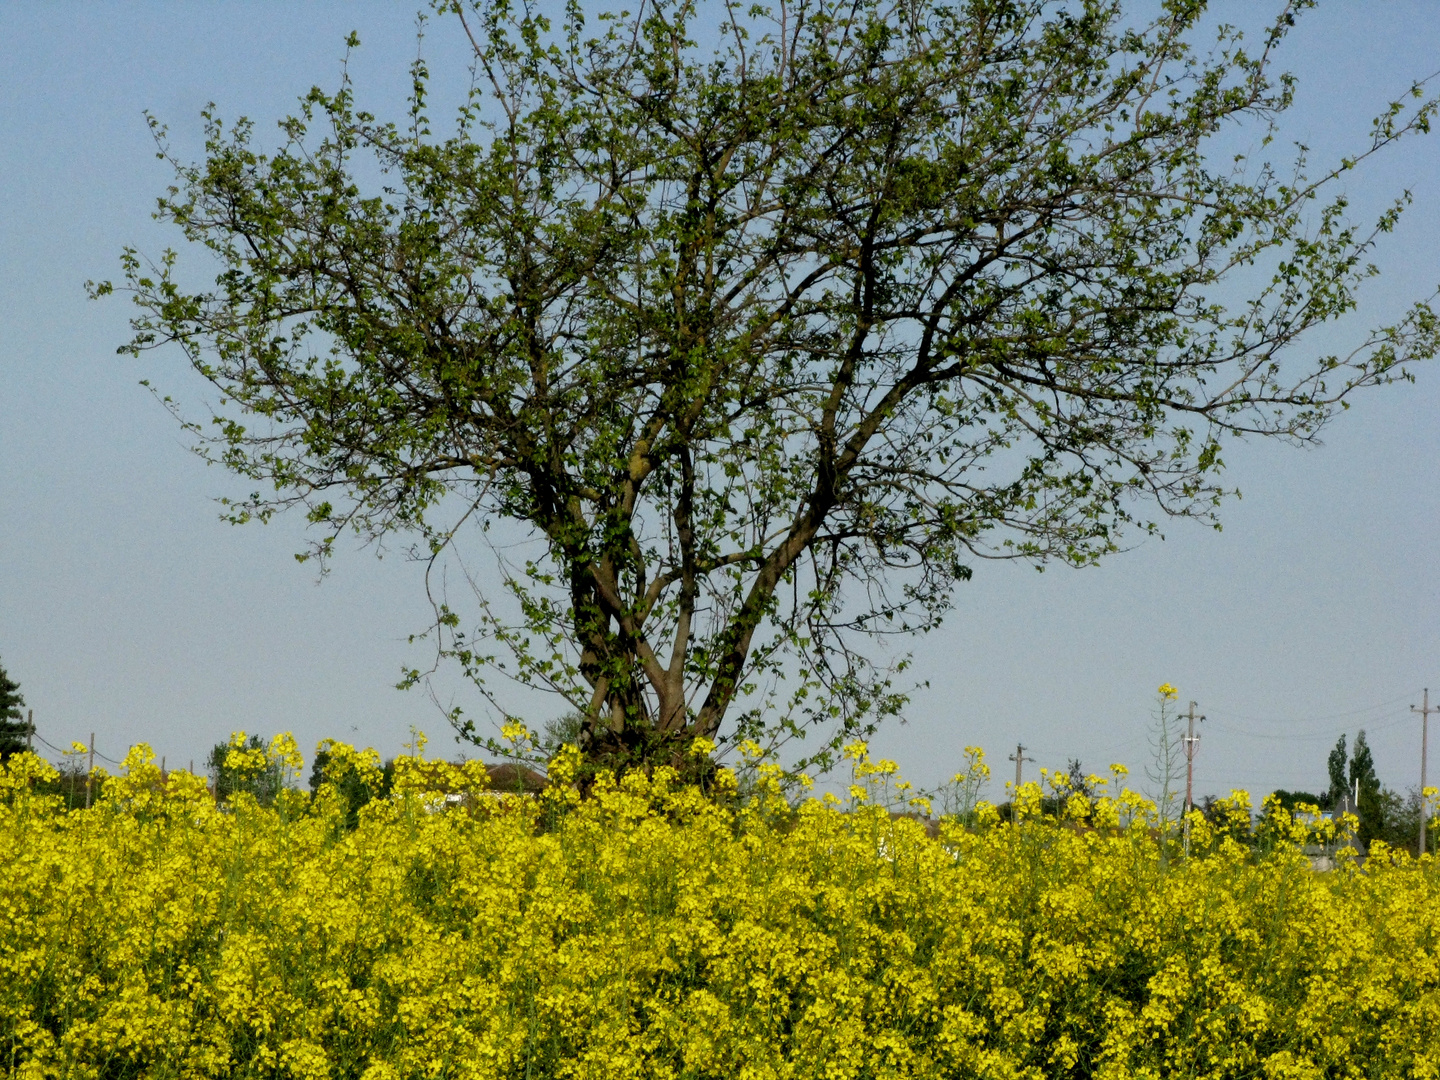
[2,739,1439,1080]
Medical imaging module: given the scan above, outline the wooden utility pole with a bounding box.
[1413,689,1435,855]
[26,709,32,753]
[1008,743,1034,823]
[1183,701,1205,817]
[86,732,94,809]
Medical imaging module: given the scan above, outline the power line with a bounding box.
[1210,709,1412,741]
[1208,690,1420,727]
[30,727,126,766]
[31,731,70,756]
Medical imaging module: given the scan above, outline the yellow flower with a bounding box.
[3,736,1438,1080]
[737,739,765,762]
[498,721,531,747]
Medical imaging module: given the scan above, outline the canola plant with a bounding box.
[1,735,1438,1079]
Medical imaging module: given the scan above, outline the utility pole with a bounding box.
[1414,689,1436,855]
[1008,743,1034,823]
[1183,701,1206,817]
[86,732,94,810]
[26,709,32,753]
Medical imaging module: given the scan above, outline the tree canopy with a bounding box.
[207,736,286,807]
[103,0,1439,772]
[0,660,27,762]
[1327,732,1348,807]
[1348,728,1385,846]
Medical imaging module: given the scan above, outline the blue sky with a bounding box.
[2,2,1438,803]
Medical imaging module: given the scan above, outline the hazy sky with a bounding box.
[2,3,1438,804]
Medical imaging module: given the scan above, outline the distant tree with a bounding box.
[306,747,331,797]
[1197,794,1225,826]
[1266,790,1324,815]
[104,0,1440,775]
[1027,758,1096,819]
[206,736,285,807]
[309,746,395,827]
[1349,729,1384,848]
[0,660,28,762]
[1372,785,1420,856]
[33,761,103,812]
[1326,734,1348,810]
[1064,759,1095,800]
[542,712,586,754]
[1196,793,1257,848]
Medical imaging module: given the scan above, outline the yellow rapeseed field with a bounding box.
[2,736,1438,1079]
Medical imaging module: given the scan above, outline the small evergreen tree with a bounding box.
[0,659,29,762]
[1065,759,1096,801]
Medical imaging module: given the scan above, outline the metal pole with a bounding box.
[1414,689,1433,855]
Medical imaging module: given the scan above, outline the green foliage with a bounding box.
[29,762,105,811]
[1350,729,1380,794]
[541,710,586,753]
[206,735,286,807]
[0,661,27,763]
[102,0,1440,773]
[1327,733,1348,808]
[1266,789,1324,815]
[309,746,395,827]
[1372,785,1420,854]
[1350,729,1385,847]
[1308,730,1424,854]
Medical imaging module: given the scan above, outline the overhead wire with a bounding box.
[1206,690,1421,728]
[29,728,134,767]
[30,731,73,757]
[1209,708,1414,742]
